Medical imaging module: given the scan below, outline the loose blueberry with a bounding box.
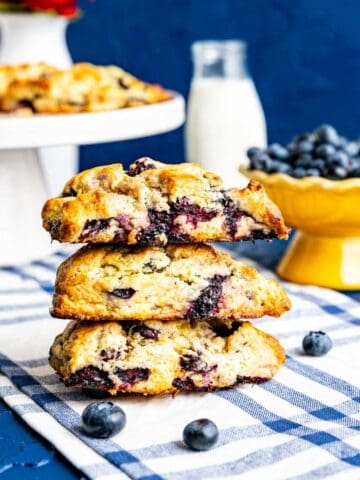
[82,402,126,438]
[315,144,336,159]
[332,166,348,179]
[274,162,291,174]
[314,125,340,146]
[255,153,273,171]
[305,168,321,177]
[250,157,263,171]
[267,143,289,160]
[296,140,314,155]
[342,141,359,157]
[295,154,313,168]
[302,331,332,356]
[183,418,219,451]
[267,160,282,173]
[247,147,262,160]
[328,150,349,168]
[292,167,307,178]
[312,158,326,173]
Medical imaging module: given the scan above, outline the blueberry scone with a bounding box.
[49,319,285,395]
[0,63,171,114]
[52,244,290,321]
[42,158,290,245]
[0,63,57,99]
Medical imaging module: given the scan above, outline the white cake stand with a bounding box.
[1,93,185,265]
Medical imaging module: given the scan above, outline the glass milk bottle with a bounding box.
[185,40,267,187]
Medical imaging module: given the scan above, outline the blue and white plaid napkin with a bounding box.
[0,247,359,480]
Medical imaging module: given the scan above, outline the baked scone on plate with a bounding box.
[51,243,290,321]
[49,319,285,395]
[0,62,171,114]
[0,63,58,98]
[42,158,290,245]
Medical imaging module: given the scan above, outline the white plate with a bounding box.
[0,92,185,149]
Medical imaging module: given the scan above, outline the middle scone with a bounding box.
[52,243,290,321]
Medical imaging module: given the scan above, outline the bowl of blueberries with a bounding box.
[243,124,360,290]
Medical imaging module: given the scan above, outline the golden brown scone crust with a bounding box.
[0,63,58,97]
[0,62,171,114]
[49,319,286,395]
[42,158,290,245]
[52,243,291,321]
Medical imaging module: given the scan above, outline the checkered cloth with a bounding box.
[0,247,359,480]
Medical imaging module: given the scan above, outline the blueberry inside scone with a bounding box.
[49,320,285,395]
[42,158,290,245]
[51,244,291,321]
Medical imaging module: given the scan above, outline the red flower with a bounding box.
[22,0,78,16]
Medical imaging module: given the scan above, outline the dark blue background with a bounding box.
[67,0,360,171]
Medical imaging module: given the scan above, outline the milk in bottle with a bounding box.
[185,41,267,187]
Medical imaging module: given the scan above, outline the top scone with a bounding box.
[42,158,290,246]
[0,63,171,114]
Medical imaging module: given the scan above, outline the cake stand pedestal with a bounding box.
[0,94,185,265]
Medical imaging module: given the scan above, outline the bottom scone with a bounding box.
[49,319,285,395]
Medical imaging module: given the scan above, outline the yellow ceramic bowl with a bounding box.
[243,169,360,290]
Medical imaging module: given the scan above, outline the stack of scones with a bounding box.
[42,158,291,395]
